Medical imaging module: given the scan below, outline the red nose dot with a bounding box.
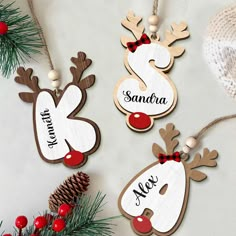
[128,112,152,130]
[132,215,152,234]
[63,150,84,167]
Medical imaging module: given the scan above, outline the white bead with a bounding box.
[51,80,61,89]
[48,70,60,81]
[148,15,159,25]
[149,25,158,33]
[182,145,190,154]
[185,137,198,149]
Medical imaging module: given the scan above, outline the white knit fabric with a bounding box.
[204,5,236,98]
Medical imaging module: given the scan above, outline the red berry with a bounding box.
[15,215,28,229]
[128,112,152,130]
[63,150,84,167]
[132,215,152,234]
[52,218,66,232]
[3,234,12,236]
[58,203,72,217]
[34,216,47,229]
[0,22,8,34]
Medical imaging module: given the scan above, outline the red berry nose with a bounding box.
[63,150,85,167]
[128,112,152,131]
[132,215,152,234]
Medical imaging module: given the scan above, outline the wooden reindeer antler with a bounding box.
[162,22,190,47]
[70,52,95,90]
[152,123,180,157]
[15,67,41,103]
[161,22,190,57]
[186,148,218,182]
[121,11,144,40]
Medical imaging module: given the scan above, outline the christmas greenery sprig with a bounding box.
[1,192,116,236]
[0,1,43,78]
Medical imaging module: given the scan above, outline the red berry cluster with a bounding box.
[52,203,72,232]
[3,204,72,236]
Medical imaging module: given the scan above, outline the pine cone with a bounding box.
[49,172,90,212]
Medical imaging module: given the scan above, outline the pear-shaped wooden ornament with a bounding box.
[118,123,218,235]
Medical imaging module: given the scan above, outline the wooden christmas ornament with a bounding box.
[118,123,218,235]
[15,52,101,168]
[113,12,190,132]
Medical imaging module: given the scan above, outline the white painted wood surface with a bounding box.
[120,161,186,233]
[116,44,175,116]
[35,85,97,161]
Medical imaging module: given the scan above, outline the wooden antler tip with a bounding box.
[77,51,86,58]
[127,10,135,16]
[205,148,218,158]
[212,150,218,155]
[180,21,188,27]
[159,128,165,135]
[171,22,188,29]
[26,68,33,74]
[152,143,165,156]
[166,123,175,129]
[88,59,92,65]
[16,67,25,73]
[203,148,210,154]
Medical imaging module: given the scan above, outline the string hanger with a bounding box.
[181,114,236,157]
[27,0,61,95]
[148,0,159,39]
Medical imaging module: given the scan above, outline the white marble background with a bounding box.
[0,0,236,235]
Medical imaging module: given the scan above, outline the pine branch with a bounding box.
[56,192,116,236]
[0,192,116,236]
[0,1,43,78]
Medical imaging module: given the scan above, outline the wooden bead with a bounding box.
[149,25,158,33]
[182,145,190,154]
[48,70,60,81]
[185,137,198,149]
[148,15,159,25]
[51,80,61,89]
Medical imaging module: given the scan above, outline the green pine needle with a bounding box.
[1,192,117,236]
[59,192,116,236]
[0,1,43,78]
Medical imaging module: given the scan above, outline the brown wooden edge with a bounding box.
[114,26,179,132]
[16,52,101,168]
[118,160,190,236]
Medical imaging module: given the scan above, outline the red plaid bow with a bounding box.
[158,152,181,164]
[127,34,151,53]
